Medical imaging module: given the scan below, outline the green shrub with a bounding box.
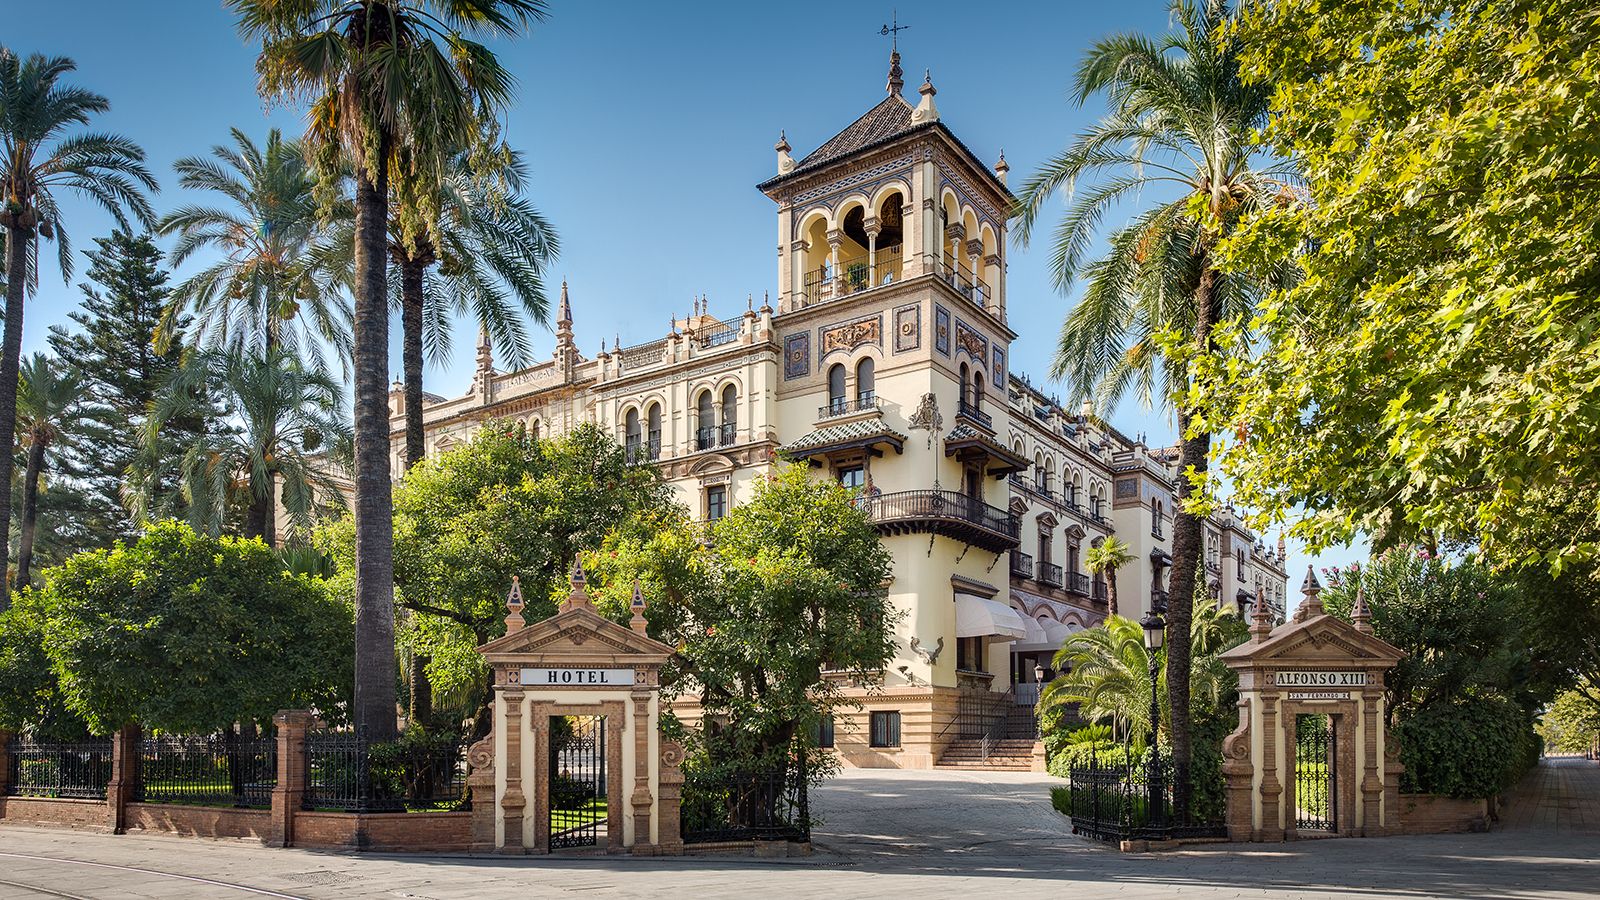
[1050,785,1071,815]
[1395,694,1538,799]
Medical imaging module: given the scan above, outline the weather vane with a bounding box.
[879,10,909,51]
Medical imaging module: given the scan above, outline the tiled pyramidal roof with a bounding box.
[796,94,916,171]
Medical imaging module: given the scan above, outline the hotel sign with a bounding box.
[521,667,635,687]
[1274,671,1368,688]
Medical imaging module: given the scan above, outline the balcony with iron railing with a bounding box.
[818,394,880,421]
[696,423,738,451]
[857,489,1020,553]
[694,317,742,349]
[1092,579,1108,602]
[1008,473,1116,534]
[624,436,662,465]
[1010,551,1034,580]
[798,246,905,307]
[956,398,992,430]
[1037,561,1063,588]
[940,260,994,310]
[1066,572,1091,596]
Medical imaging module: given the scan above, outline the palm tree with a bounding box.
[233,0,549,740]
[1013,0,1291,812]
[394,146,557,470]
[1042,600,1243,747]
[141,346,350,547]
[1086,535,1137,617]
[0,49,156,609]
[157,127,352,373]
[13,353,86,589]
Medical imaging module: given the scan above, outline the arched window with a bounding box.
[720,384,737,444]
[828,364,847,414]
[958,363,971,406]
[646,403,662,459]
[972,369,985,411]
[625,408,641,461]
[530,419,541,440]
[696,390,715,450]
[855,357,875,404]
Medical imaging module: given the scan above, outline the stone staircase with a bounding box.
[935,707,1043,771]
[935,737,1041,771]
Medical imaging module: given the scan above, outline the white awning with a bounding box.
[1011,616,1080,651]
[955,593,1029,642]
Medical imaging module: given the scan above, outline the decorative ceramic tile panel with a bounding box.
[893,304,921,353]
[784,332,810,380]
[934,305,951,357]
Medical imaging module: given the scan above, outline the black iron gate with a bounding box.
[1294,714,1336,832]
[549,715,606,850]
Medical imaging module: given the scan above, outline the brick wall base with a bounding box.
[292,811,473,852]
[1397,793,1489,834]
[0,797,112,831]
[125,804,272,842]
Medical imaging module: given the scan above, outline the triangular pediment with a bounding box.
[1220,612,1402,667]
[479,604,673,664]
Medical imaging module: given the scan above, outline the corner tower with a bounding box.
[759,52,1029,769]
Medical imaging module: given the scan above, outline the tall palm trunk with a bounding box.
[15,433,45,590]
[400,257,426,471]
[399,254,432,728]
[1165,262,1220,820]
[0,222,30,606]
[1106,567,1119,618]
[352,147,399,743]
[244,328,278,547]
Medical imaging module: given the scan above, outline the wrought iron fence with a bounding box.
[1063,746,1226,842]
[137,733,276,808]
[5,738,114,800]
[681,756,810,844]
[695,318,741,349]
[303,732,467,813]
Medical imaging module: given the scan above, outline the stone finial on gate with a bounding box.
[1351,585,1373,635]
[505,575,526,634]
[561,557,594,613]
[1294,565,1325,623]
[629,581,649,635]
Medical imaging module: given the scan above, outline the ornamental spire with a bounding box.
[556,279,573,339]
[886,49,904,96]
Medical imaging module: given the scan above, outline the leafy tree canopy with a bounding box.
[25,521,351,734]
[1187,0,1600,571]
[588,464,899,768]
[319,421,676,724]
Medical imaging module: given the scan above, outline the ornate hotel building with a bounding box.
[392,53,1288,768]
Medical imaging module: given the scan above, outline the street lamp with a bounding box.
[1140,610,1166,833]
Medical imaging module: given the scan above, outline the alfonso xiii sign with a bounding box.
[1273,670,1369,688]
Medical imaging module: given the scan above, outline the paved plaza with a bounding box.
[0,758,1595,899]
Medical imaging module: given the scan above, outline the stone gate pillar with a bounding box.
[473,565,680,855]
[1219,568,1405,841]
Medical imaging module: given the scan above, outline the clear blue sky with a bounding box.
[6,1,1362,593]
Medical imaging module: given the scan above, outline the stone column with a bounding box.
[944,224,965,282]
[965,238,984,303]
[864,218,881,280]
[1258,693,1284,841]
[826,229,844,297]
[657,740,686,856]
[105,723,141,834]
[501,690,527,854]
[789,240,808,309]
[630,688,655,853]
[269,710,312,848]
[1360,692,1383,836]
